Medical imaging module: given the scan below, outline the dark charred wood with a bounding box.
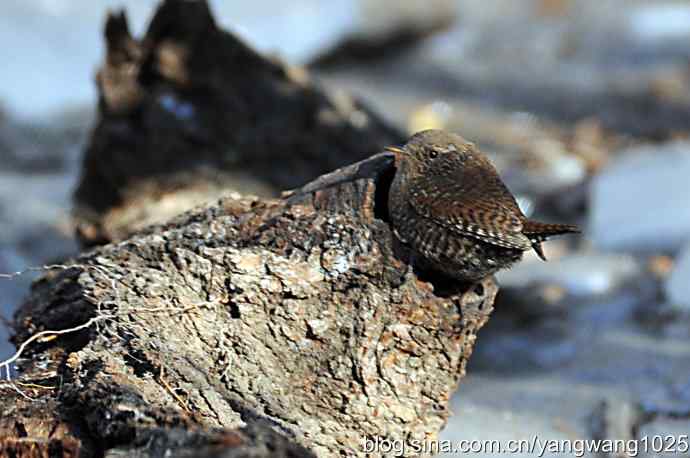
[74,0,404,246]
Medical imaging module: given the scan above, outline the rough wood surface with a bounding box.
[73,0,403,246]
[3,160,496,457]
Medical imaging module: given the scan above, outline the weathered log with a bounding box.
[74,0,404,246]
[3,159,496,457]
[1,387,315,458]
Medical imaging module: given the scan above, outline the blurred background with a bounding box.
[1,0,690,456]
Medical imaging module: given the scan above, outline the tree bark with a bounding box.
[3,159,496,457]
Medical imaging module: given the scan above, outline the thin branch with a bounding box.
[0,382,33,400]
[158,365,191,413]
[0,315,111,381]
[0,262,123,382]
[0,264,74,280]
[15,381,55,390]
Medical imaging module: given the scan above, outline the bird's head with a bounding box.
[385,129,478,175]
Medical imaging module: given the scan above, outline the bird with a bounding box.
[386,129,579,282]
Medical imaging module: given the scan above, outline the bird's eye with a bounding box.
[429,150,439,159]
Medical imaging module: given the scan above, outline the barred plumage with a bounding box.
[388,130,579,281]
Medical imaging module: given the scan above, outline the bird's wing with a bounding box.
[408,159,531,250]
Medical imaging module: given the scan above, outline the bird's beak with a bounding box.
[384,146,404,155]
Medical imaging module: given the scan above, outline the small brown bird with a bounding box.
[387,129,579,281]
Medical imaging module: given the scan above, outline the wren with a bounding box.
[386,129,579,282]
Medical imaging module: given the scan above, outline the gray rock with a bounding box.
[496,252,641,297]
[590,142,690,253]
[666,242,690,312]
[440,375,628,458]
[628,4,690,43]
[637,417,690,457]
[590,400,640,452]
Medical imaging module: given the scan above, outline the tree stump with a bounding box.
[3,157,496,457]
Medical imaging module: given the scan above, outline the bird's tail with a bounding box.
[522,220,580,261]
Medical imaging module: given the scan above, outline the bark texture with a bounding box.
[73,0,403,246]
[4,161,497,457]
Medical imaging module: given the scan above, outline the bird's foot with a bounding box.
[402,253,417,284]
